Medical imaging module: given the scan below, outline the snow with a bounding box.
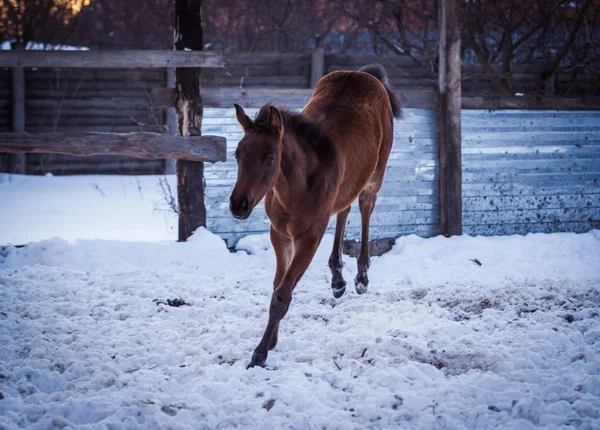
[0,174,178,244]
[1,174,600,429]
[1,41,89,50]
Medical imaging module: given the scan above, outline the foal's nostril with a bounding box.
[230,195,251,218]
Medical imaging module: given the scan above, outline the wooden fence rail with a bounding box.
[0,50,224,68]
[0,132,226,163]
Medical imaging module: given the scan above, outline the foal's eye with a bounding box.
[266,157,275,166]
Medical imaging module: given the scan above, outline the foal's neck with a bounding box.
[272,131,319,206]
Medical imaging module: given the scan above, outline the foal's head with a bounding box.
[230,104,284,219]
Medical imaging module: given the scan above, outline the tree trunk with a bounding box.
[175,0,206,242]
[438,0,462,236]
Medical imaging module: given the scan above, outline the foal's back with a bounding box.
[302,70,395,214]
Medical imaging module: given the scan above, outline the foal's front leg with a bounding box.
[268,227,292,351]
[248,229,324,369]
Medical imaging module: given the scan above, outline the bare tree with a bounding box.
[343,0,600,95]
[203,0,344,52]
[1,0,86,46]
[462,0,600,95]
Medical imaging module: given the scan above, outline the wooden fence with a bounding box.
[2,51,598,174]
[0,49,227,244]
[203,107,599,245]
[1,51,599,245]
[0,68,169,174]
[202,52,598,94]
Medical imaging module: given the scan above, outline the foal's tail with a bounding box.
[359,64,402,119]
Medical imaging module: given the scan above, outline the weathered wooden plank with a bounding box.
[25,108,153,118]
[215,224,440,247]
[26,98,149,109]
[464,208,598,224]
[11,64,26,173]
[207,212,438,235]
[28,90,160,102]
[205,184,437,198]
[27,81,164,91]
[25,157,164,175]
[202,88,312,108]
[464,194,600,211]
[200,89,437,110]
[462,131,600,144]
[0,132,226,162]
[461,110,600,119]
[463,221,599,236]
[461,96,600,110]
[24,125,162,133]
[463,146,600,156]
[26,69,168,81]
[26,117,159,127]
[461,116,600,129]
[0,50,224,68]
[462,159,600,173]
[463,173,599,183]
[462,180,599,197]
[224,52,310,64]
[208,76,309,88]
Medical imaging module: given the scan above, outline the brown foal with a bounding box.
[230,64,401,368]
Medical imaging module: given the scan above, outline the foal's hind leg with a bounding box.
[329,207,351,298]
[355,191,377,294]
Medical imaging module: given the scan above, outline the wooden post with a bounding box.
[438,0,462,236]
[175,0,206,242]
[311,48,324,88]
[165,68,177,174]
[11,44,26,174]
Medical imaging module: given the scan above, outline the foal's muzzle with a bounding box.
[230,195,252,219]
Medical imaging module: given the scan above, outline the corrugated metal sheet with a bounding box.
[204,108,600,246]
[462,110,600,235]
[203,108,440,246]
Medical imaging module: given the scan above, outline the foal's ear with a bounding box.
[234,104,252,132]
[268,106,284,135]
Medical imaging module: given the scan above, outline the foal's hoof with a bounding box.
[332,279,347,298]
[247,350,267,369]
[355,274,369,294]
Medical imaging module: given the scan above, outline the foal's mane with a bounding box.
[254,105,326,146]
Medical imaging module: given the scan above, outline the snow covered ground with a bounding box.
[1,174,600,429]
[0,174,178,244]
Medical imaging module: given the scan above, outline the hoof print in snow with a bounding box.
[564,314,575,323]
[161,405,177,416]
[217,355,238,366]
[153,298,190,307]
[392,395,403,410]
[409,288,428,300]
[488,405,501,412]
[263,399,275,411]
